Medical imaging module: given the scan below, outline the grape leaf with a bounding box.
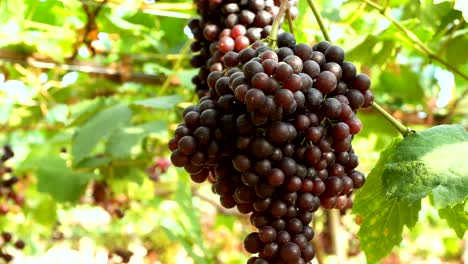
[71,104,132,165]
[77,156,112,169]
[353,139,422,263]
[438,200,468,238]
[37,156,96,203]
[105,121,166,159]
[445,34,468,68]
[68,98,116,127]
[105,127,147,159]
[383,125,468,208]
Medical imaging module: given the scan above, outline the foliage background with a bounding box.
[0,0,466,263]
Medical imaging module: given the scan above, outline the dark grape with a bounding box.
[280,242,301,262]
[277,32,296,48]
[315,71,337,94]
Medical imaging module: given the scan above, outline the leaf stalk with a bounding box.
[371,102,414,137]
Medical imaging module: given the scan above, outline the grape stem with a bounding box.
[363,0,468,81]
[307,0,414,137]
[371,102,414,137]
[306,0,331,42]
[286,7,295,36]
[268,0,290,48]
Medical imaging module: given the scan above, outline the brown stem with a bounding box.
[286,7,295,36]
[0,49,165,85]
[68,0,108,61]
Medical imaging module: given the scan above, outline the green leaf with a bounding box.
[105,127,146,159]
[377,65,425,104]
[346,33,396,67]
[68,98,115,127]
[383,125,468,208]
[445,34,468,68]
[353,139,421,263]
[77,156,112,169]
[71,104,132,165]
[113,166,145,185]
[438,201,468,238]
[105,121,166,159]
[37,156,96,203]
[133,95,182,109]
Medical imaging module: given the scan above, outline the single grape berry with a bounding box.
[277,32,296,48]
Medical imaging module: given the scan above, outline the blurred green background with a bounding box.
[0,0,466,263]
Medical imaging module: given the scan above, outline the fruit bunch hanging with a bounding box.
[169,1,373,263]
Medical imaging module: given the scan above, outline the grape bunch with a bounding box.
[188,0,298,98]
[169,32,372,263]
[0,232,25,263]
[0,145,24,214]
[0,146,26,263]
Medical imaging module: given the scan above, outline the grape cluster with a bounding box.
[0,146,26,263]
[0,146,24,214]
[0,232,25,263]
[169,32,372,263]
[188,0,298,98]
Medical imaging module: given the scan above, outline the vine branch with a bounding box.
[286,7,295,36]
[362,0,468,81]
[306,0,331,42]
[0,49,165,85]
[268,0,290,48]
